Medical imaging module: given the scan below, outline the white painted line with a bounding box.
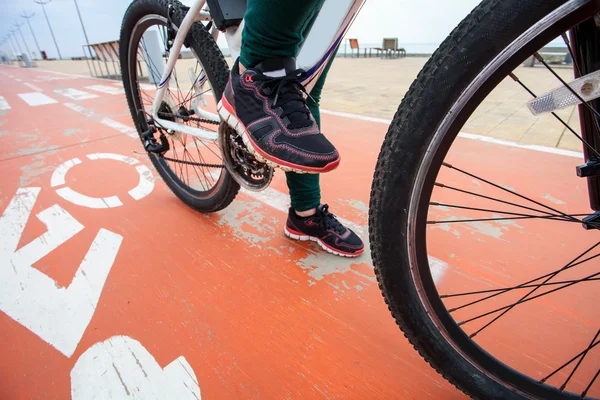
[71,336,201,400]
[15,78,22,82]
[54,88,99,100]
[0,96,11,111]
[458,132,583,159]
[51,158,82,187]
[85,85,124,95]
[18,92,58,106]
[87,153,138,165]
[99,118,139,138]
[64,102,94,117]
[56,187,123,209]
[114,81,156,91]
[0,187,123,357]
[321,109,584,159]
[64,102,139,138]
[129,165,155,200]
[321,109,392,124]
[23,82,43,92]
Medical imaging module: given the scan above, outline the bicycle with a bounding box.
[119,0,600,398]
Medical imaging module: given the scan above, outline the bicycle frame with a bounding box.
[150,0,365,142]
[571,18,600,212]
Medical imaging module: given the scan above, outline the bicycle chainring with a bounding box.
[219,122,274,192]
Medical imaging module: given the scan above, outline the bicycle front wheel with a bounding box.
[120,0,239,213]
[370,0,600,399]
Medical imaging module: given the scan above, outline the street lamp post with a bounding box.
[14,22,32,60]
[4,35,18,59]
[72,0,95,61]
[21,11,42,60]
[34,0,62,60]
[9,30,24,55]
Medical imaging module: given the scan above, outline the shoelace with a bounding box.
[255,69,314,129]
[315,204,347,235]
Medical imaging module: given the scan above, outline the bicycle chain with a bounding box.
[157,112,220,125]
[161,155,224,169]
[150,112,223,168]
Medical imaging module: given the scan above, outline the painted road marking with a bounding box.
[51,154,154,208]
[99,118,138,138]
[0,96,11,111]
[23,82,43,91]
[86,153,156,201]
[51,158,82,187]
[56,187,124,209]
[71,336,201,400]
[64,102,138,138]
[114,81,157,91]
[87,152,138,165]
[321,109,584,159]
[85,85,124,95]
[130,165,155,200]
[0,187,123,357]
[63,102,95,117]
[54,88,99,101]
[18,92,58,106]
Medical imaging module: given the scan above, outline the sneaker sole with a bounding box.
[284,226,363,258]
[217,97,340,174]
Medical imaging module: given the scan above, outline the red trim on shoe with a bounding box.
[286,226,364,256]
[319,238,364,256]
[220,94,340,174]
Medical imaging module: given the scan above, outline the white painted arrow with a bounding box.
[0,187,123,357]
[71,336,202,400]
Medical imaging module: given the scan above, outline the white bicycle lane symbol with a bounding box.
[0,153,202,399]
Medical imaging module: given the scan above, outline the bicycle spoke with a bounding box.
[441,277,600,298]
[428,214,586,224]
[582,368,600,398]
[559,330,600,391]
[538,329,600,388]
[534,52,600,122]
[429,202,583,223]
[442,163,596,227]
[561,32,600,145]
[455,252,600,335]
[446,248,600,312]
[509,72,600,159]
[433,182,563,217]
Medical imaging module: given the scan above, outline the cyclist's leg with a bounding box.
[239,0,325,68]
[286,50,338,213]
[283,48,362,257]
[222,0,340,174]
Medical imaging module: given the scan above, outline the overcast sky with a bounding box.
[0,0,483,59]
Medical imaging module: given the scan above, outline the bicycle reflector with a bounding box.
[527,69,600,115]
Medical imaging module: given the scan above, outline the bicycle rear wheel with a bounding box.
[120,0,239,213]
[370,0,600,399]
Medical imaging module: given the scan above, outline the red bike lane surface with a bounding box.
[0,64,594,399]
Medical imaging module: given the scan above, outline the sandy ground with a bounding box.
[35,56,583,151]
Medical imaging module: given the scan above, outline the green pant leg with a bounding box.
[286,50,337,212]
[240,0,325,68]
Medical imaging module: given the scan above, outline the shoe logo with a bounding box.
[245,74,254,83]
[306,220,318,227]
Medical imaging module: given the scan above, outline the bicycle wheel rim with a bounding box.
[126,14,226,200]
[408,1,599,398]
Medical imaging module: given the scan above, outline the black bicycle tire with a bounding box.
[120,0,240,213]
[369,0,600,399]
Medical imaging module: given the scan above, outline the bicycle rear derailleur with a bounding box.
[219,122,274,192]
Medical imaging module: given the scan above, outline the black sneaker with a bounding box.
[218,58,340,174]
[284,204,364,258]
